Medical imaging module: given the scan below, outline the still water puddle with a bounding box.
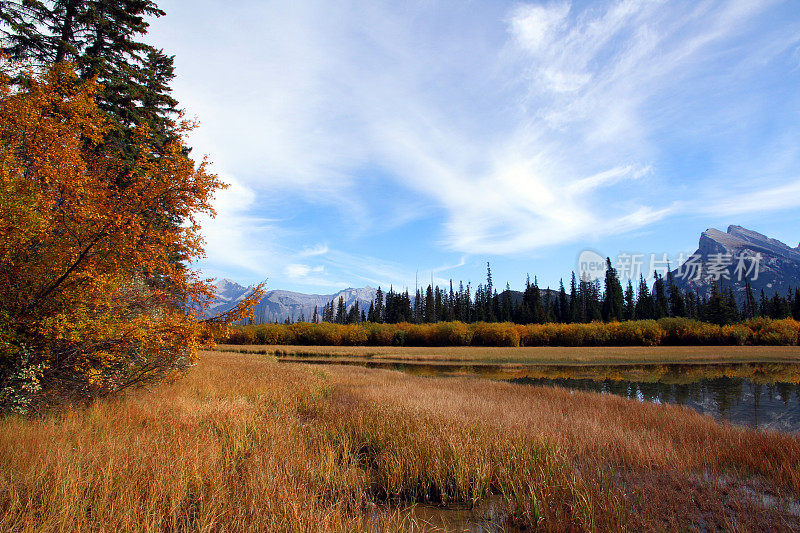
[367,496,511,532]
[285,358,800,434]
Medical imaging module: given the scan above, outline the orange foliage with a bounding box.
[224,318,800,348]
[0,63,257,408]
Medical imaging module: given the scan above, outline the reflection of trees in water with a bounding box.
[752,383,762,428]
[348,360,800,430]
[509,374,800,430]
[711,378,743,418]
[775,383,793,407]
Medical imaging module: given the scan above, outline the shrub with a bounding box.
[364,323,395,346]
[607,320,664,346]
[256,324,294,345]
[658,318,720,345]
[719,324,753,346]
[517,324,559,346]
[293,323,342,346]
[340,325,368,346]
[226,326,257,345]
[552,324,587,347]
[750,319,800,346]
[470,322,520,347]
[0,344,44,415]
[221,318,800,347]
[404,324,428,346]
[392,330,408,346]
[429,322,472,346]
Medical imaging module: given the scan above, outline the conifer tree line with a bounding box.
[1,0,181,162]
[303,261,800,327]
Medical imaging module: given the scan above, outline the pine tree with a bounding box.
[558,279,569,323]
[568,273,578,323]
[666,269,685,317]
[685,291,698,319]
[706,281,735,325]
[0,1,50,60]
[1,0,181,159]
[501,282,512,322]
[652,272,668,319]
[726,287,740,322]
[587,279,602,321]
[373,286,384,323]
[635,274,655,319]
[531,277,545,323]
[424,284,435,323]
[346,301,359,324]
[485,262,495,321]
[335,296,346,324]
[623,280,635,320]
[743,279,757,319]
[601,258,624,321]
[448,280,455,321]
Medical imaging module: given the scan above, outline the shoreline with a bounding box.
[215,344,800,365]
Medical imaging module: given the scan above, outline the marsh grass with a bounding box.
[219,343,800,365]
[1,352,800,531]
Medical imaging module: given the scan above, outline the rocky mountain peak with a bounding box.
[673,225,800,298]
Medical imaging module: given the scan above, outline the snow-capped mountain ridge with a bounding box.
[207,283,377,323]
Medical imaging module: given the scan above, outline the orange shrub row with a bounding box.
[223,319,800,347]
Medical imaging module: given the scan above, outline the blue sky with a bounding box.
[148,0,800,294]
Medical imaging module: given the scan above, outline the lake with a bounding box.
[285,359,800,433]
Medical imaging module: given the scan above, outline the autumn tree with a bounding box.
[0,63,259,413]
[0,0,180,157]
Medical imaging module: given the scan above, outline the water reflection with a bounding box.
[510,373,800,433]
[286,358,800,433]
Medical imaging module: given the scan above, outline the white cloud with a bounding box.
[286,263,325,278]
[192,173,280,275]
[509,2,571,55]
[701,179,800,216]
[154,0,799,287]
[298,244,329,257]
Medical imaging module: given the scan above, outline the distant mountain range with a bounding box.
[209,225,799,322]
[670,225,800,299]
[209,280,377,323]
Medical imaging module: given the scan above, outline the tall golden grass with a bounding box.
[1,352,799,531]
[224,318,800,347]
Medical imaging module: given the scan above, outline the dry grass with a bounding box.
[2,351,800,531]
[218,343,800,365]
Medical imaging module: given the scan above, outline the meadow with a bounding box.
[2,351,800,531]
[219,344,800,365]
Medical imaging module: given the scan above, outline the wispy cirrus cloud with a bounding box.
[152,0,800,290]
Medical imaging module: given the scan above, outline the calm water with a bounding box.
[287,359,800,433]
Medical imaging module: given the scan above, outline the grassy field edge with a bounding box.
[215,344,800,365]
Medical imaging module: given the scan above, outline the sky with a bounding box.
[147,0,800,294]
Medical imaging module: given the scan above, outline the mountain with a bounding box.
[670,225,800,298]
[208,280,377,323]
[500,288,561,306]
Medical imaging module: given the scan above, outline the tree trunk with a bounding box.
[55,0,78,63]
